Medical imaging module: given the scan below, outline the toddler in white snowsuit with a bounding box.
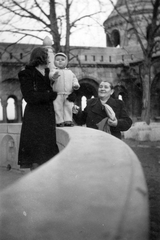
[50,52,80,126]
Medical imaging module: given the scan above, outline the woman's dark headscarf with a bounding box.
[28,47,48,67]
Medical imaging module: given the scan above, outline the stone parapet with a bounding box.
[0,125,148,240]
[124,122,160,141]
[0,123,21,169]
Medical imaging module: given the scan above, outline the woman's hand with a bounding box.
[50,91,57,101]
[72,105,80,114]
[107,117,118,127]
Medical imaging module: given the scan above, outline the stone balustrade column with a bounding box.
[0,66,2,84]
[17,99,22,123]
[43,36,55,71]
[1,99,7,123]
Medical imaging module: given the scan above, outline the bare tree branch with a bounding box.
[0,0,110,49]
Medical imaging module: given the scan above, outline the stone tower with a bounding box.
[104,0,153,48]
[103,0,160,121]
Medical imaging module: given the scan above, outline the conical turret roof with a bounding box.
[104,0,152,26]
[115,0,151,7]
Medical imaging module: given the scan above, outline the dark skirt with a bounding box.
[18,103,59,168]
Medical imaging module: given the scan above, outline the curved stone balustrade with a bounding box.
[0,123,21,170]
[0,126,148,240]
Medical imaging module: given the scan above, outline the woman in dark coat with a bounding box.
[74,81,132,139]
[18,47,59,170]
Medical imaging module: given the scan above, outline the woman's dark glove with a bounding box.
[49,91,57,101]
[67,91,77,102]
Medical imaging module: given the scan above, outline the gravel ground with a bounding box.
[123,139,160,240]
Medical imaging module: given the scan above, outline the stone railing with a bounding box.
[0,123,21,170]
[0,40,143,66]
[124,121,160,141]
[0,124,149,239]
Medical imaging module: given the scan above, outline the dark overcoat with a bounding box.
[75,97,132,139]
[18,66,59,168]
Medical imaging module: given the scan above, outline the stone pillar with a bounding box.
[0,65,2,83]
[43,36,55,70]
[1,99,7,123]
[17,99,22,123]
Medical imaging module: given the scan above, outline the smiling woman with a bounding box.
[74,80,132,139]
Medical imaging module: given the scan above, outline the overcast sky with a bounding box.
[0,0,115,47]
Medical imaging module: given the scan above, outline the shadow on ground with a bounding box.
[123,139,160,240]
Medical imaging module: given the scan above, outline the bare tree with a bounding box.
[108,0,160,124]
[0,0,108,55]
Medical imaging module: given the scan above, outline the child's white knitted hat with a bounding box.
[55,52,67,59]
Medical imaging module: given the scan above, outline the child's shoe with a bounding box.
[64,121,74,127]
[56,122,64,127]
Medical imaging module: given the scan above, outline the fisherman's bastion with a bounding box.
[0,1,158,238]
[0,0,160,128]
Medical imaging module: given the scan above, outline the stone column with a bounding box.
[43,36,55,70]
[17,99,22,123]
[0,65,3,83]
[1,98,7,123]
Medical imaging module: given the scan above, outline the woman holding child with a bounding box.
[18,47,59,170]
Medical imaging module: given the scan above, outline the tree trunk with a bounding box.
[141,73,151,124]
[50,0,61,52]
[65,0,70,58]
[140,58,153,125]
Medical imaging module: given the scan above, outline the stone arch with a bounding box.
[0,78,22,123]
[113,84,134,118]
[75,78,98,108]
[116,66,142,119]
[106,29,121,47]
[6,95,18,123]
[111,29,121,47]
[127,28,138,46]
[114,84,128,103]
